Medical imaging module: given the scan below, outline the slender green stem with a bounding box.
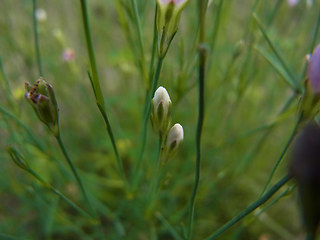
[266,0,283,27]
[0,105,44,150]
[27,168,92,218]
[80,0,126,184]
[80,0,104,108]
[187,2,208,239]
[237,93,297,172]
[205,175,292,240]
[148,4,158,89]
[97,104,127,185]
[32,0,43,76]
[146,136,163,215]
[55,132,94,215]
[132,57,164,189]
[156,212,183,240]
[0,56,13,98]
[130,0,147,84]
[256,185,295,218]
[260,114,302,196]
[253,14,300,92]
[142,4,158,118]
[209,0,224,52]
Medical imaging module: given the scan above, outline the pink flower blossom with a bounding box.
[62,48,75,62]
[287,0,299,7]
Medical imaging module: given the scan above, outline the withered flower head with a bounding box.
[25,77,59,136]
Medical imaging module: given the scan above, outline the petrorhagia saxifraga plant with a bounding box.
[151,86,172,140]
[156,0,189,57]
[299,44,320,125]
[25,77,58,136]
[289,122,320,240]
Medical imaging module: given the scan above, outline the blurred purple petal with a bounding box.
[63,48,75,62]
[308,45,320,94]
[287,0,299,7]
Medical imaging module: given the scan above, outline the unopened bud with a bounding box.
[308,44,320,95]
[299,44,320,123]
[7,147,29,171]
[25,77,59,136]
[151,86,172,138]
[156,0,189,57]
[289,122,320,236]
[164,123,184,158]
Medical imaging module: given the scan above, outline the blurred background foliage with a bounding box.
[0,0,319,239]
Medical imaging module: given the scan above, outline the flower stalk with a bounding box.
[80,0,128,188]
[133,0,189,191]
[25,77,94,215]
[7,147,92,218]
[187,0,208,239]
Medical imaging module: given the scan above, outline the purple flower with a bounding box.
[289,122,320,236]
[287,0,299,7]
[63,48,75,62]
[307,44,320,94]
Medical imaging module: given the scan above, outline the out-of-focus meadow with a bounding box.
[0,0,319,239]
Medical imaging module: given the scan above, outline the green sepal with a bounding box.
[7,147,29,171]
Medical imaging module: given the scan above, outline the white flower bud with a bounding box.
[164,123,184,158]
[151,86,172,138]
[156,0,189,57]
[153,86,171,116]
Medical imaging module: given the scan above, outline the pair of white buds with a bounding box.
[151,86,184,158]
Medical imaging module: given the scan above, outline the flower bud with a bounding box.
[299,44,320,123]
[308,44,320,95]
[7,147,29,171]
[156,0,189,57]
[164,123,184,158]
[151,86,172,138]
[25,77,59,136]
[289,122,320,236]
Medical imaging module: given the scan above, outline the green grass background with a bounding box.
[0,0,319,239]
